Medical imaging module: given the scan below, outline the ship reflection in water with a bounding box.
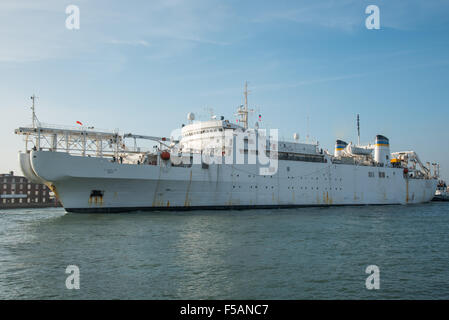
[1,204,449,299]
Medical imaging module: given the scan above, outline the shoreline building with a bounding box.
[0,171,61,209]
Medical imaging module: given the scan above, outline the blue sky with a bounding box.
[1,0,449,178]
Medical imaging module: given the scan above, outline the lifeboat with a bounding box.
[160,151,170,161]
[346,143,372,156]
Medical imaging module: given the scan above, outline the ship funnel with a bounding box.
[374,135,390,166]
[334,140,348,157]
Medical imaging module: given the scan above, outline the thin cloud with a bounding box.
[250,0,449,31]
[0,0,232,63]
[170,35,229,46]
[199,59,449,97]
[257,60,449,91]
[107,39,151,47]
[250,0,362,31]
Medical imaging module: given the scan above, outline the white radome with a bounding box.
[187,112,195,121]
[293,133,299,141]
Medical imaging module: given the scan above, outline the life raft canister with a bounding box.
[160,151,170,161]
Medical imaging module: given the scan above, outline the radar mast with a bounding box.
[30,94,39,128]
[236,81,254,129]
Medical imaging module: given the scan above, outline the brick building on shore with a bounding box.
[0,171,61,209]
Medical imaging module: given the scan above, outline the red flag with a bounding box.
[76,121,83,126]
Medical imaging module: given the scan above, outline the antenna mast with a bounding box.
[306,115,310,143]
[31,94,38,128]
[237,81,251,129]
[243,81,249,129]
[357,114,360,146]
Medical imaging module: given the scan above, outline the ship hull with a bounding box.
[23,151,438,213]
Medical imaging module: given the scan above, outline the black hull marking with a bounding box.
[65,203,405,213]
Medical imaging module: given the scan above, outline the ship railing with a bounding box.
[16,125,126,157]
[36,122,117,134]
[15,126,164,162]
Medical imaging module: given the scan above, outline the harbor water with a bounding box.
[1,203,449,299]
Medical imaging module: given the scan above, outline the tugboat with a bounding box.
[433,180,449,201]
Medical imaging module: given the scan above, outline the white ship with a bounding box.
[15,89,439,213]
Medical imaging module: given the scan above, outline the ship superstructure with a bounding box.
[15,89,439,213]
